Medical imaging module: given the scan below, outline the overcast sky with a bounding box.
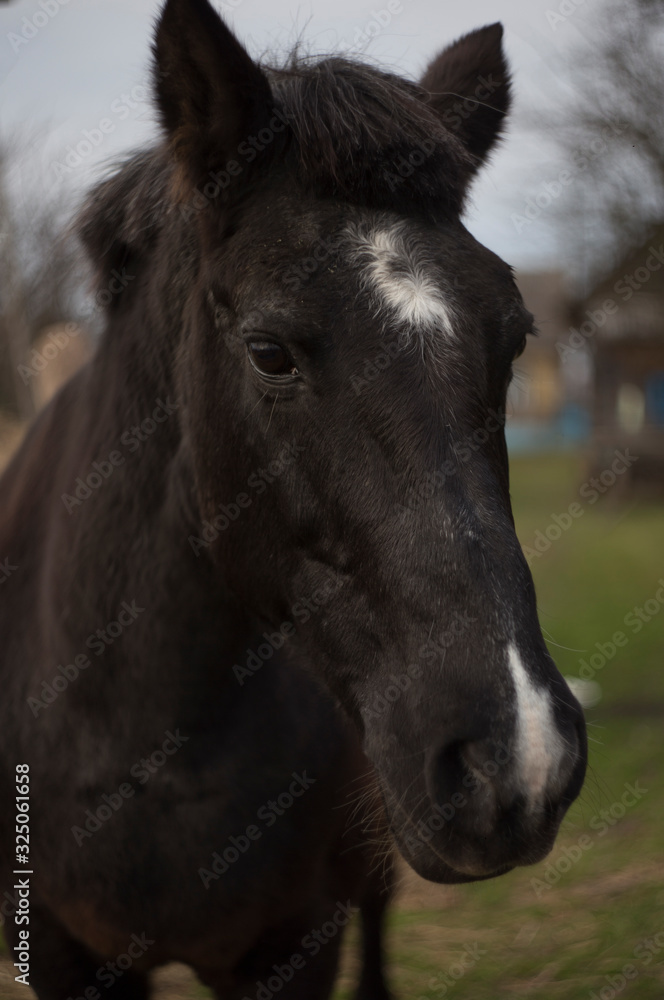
[0,0,606,271]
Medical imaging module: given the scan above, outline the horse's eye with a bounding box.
[247,341,298,380]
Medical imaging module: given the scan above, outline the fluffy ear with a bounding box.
[153,0,273,190]
[419,23,510,179]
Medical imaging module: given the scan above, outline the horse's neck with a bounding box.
[40,358,257,703]
[43,308,203,608]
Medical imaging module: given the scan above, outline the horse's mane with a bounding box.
[77,54,472,293]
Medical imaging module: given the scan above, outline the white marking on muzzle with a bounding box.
[347,221,455,338]
[508,644,563,806]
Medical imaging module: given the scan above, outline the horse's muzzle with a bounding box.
[377,700,587,884]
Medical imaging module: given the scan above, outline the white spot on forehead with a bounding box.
[508,644,563,806]
[347,222,455,339]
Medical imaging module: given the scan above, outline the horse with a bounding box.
[0,0,587,997]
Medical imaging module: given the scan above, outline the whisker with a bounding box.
[265,394,278,433]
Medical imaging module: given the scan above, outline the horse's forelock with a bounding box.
[75,55,474,299]
[270,57,473,216]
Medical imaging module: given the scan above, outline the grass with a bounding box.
[332,452,664,1000]
[2,450,662,998]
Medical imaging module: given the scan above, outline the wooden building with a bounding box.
[507,271,584,451]
[573,226,664,493]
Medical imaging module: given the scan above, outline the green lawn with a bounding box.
[2,452,662,999]
[333,452,664,1000]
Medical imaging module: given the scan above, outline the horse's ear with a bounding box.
[153,0,273,191]
[419,23,510,180]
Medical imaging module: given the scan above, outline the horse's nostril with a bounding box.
[458,737,516,797]
[415,720,586,879]
[428,737,502,810]
[459,739,494,776]
[435,738,478,788]
[426,739,465,803]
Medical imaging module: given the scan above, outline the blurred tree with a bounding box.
[0,142,82,419]
[527,0,664,285]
